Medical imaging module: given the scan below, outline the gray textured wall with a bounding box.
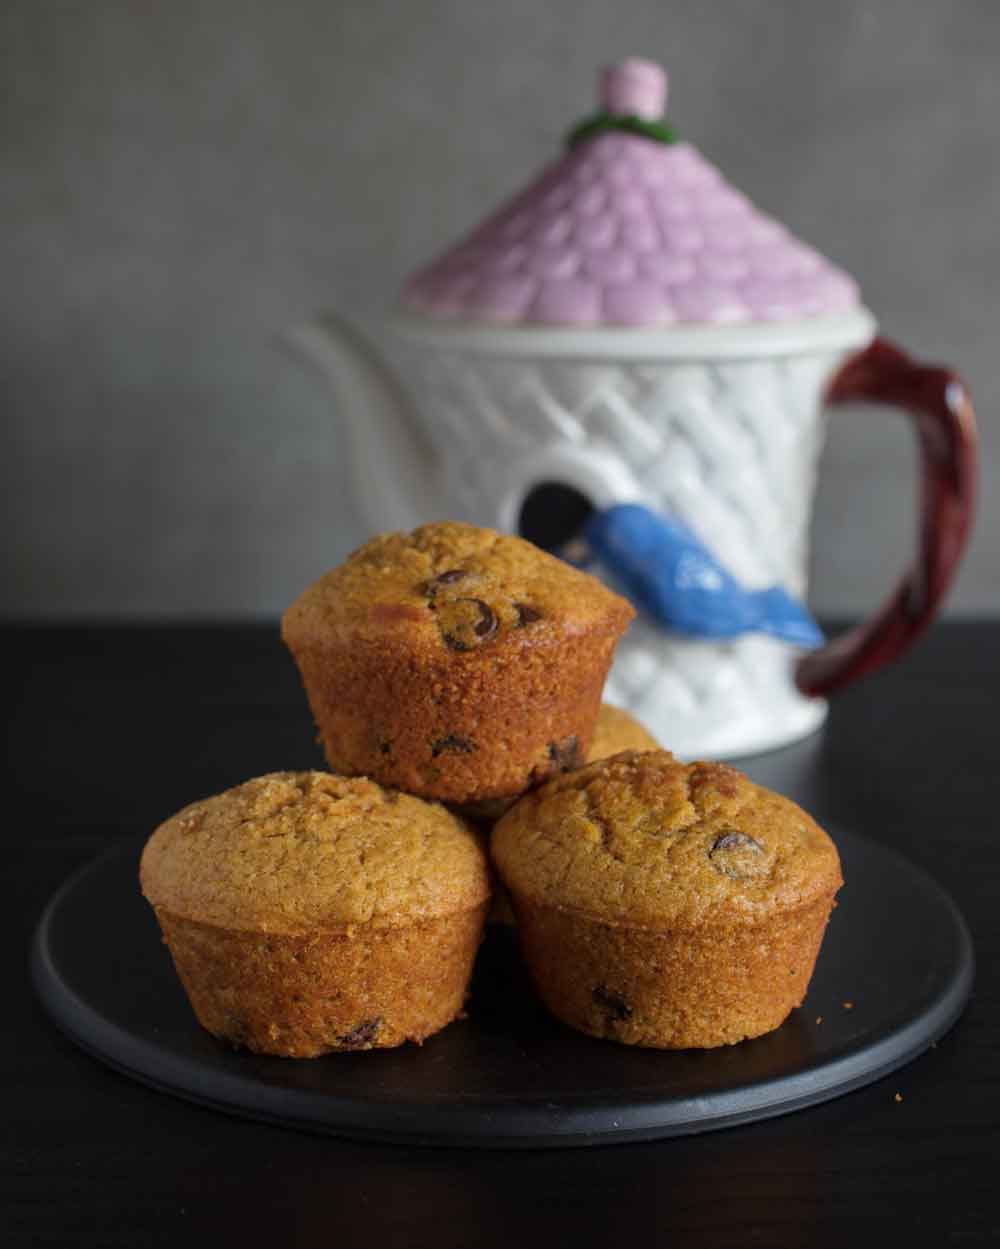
[4,0,997,619]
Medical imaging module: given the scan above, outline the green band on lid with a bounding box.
[567,112,679,148]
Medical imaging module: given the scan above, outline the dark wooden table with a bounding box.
[6,623,998,1247]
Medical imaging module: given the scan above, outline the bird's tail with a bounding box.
[745,586,824,648]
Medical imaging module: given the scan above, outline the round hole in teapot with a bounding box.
[518,481,595,558]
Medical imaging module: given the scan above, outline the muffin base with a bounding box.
[153,903,489,1057]
[511,894,837,1049]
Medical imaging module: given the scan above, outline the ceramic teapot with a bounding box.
[289,59,977,758]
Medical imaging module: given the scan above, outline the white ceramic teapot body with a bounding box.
[289,306,876,758]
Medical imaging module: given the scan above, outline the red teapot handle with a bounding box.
[795,337,978,697]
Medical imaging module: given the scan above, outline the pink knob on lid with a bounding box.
[600,58,667,121]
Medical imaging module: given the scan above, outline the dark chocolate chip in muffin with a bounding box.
[712,831,760,853]
[515,603,543,627]
[439,598,499,651]
[709,830,766,879]
[337,1017,382,1050]
[473,601,498,637]
[593,985,632,1021]
[432,734,477,758]
[548,735,582,770]
[422,568,467,596]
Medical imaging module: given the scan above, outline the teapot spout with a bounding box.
[283,313,438,534]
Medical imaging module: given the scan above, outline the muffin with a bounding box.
[281,522,634,806]
[140,771,491,1057]
[587,703,660,762]
[491,750,842,1049]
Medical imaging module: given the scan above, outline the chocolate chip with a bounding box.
[515,603,542,627]
[378,740,392,756]
[709,830,766,879]
[472,599,498,639]
[548,735,582,770]
[431,734,477,758]
[421,568,466,596]
[441,598,499,651]
[711,831,762,854]
[593,985,632,1021]
[338,1017,382,1050]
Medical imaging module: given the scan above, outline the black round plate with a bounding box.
[32,828,973,1148]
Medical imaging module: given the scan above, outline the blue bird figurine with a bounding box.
[582,503,823,648]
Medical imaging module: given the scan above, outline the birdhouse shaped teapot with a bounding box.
[291,58,977,758]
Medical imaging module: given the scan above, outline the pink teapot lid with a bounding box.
[402,59,859,327]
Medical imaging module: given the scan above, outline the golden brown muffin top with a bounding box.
[141,772,491,935]
[586,704,660,763]
[281,521,634,652]
[491,751,842,928]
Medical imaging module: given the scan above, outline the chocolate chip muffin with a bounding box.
[282,523,634,806]
[491,751,842,1049]
[140,771,491,1057]
[586,703,660,762]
